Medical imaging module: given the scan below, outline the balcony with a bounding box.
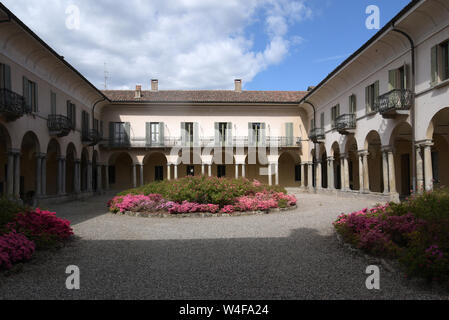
[309,128,325,143]
[82,129,102,146]
[100,136,302,149]
[47,115,71,137]
[336,114,356,135]
[0,88,28,122]
[378,89,413,119]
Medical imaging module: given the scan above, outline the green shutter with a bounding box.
[261,123,266,147]
[248,123,254,147]
[193,122,199,147]
[374,81,379,111]
[23,76,30,111]
[388,69,397,90]
[125,122,131,143]
[181,122,186,147]
[431,45,438,85]
[286,123,293,146]
[214,122,220,146]
[109,122,114,141]
[145,122,151,145]
[365,86,370,112]
[4,64,11,90]
[226,122,233,147]
[72,104,76,129]
[159,122,165,146]
[34,82,38,112]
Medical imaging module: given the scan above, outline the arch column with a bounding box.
[241,164,246,179]
[97,163,103,192]
[6,149,16,198]
[387,149,397,195]
[300,162,306,189]
[39,153,47,197]
[167,164,172,180]
[87,161,93,192]
[382,147,390,195]
[104,164,109,190]
[57,156,65,195]
[74,159,81,193]
[132,164,137,188]
[340,155,346,191]
[139,163,144,186]
[415,145,424,193]
[13,151,20,198]
[421,140,434,192]
[327,157,334,191]
[307,162,313,191]
[358,150,369,193]
[315,160,322,190]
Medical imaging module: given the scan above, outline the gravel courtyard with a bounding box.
[0,191,447,300]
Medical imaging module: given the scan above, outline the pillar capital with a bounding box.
[36,152,47,159]
[7,148,20,156]
[357,150,369,157]
[340,153,348,159]
[381,145,393,153]
[74,158,81,164]
[58,156,66,161]
[327,156,335,162]
[416,139,434,148]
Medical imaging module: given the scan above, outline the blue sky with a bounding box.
[246,0,411,91]
[3,0,411,91]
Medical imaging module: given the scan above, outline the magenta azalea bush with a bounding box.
[109,178,297,215]
[0,198,74,271]
[0,231,35,270]
[334,189,449,285]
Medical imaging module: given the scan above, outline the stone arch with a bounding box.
[426,107,449,189]
[0,124,11,196]
[331,142,342,190]
[66,143,77,194]
[365,131,383,193]
[20,131,41,202]
[279,151,301,187]
[80,148,90,192]
[108,152,135,190]
[389,122,413,196]
[344,135,360,191]
[46,139,61,196]
[143,151,168,183]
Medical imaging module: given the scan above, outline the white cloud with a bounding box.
[2,0,311,90]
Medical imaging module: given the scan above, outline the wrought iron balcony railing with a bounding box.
[82,129,102,146]
[378,89,413,118]
[47,115,71,137]
[336,113,356,135]
[0,88,28,122]
[100,136,302,149]
[309,128,325,143]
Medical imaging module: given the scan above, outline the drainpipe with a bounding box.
[303,100,318,191]
[392,25,416,194]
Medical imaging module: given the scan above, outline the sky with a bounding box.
[2,0,411,91]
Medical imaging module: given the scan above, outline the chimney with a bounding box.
[151,79,159,92]
[135,85,142,99]
[234,79,242,93]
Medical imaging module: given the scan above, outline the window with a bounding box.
[109,166,116,184]
[66,101,76,129]
[431,41,449,84]
[110,122,130,143]
[155,166,164,181]
[365,81,379,113]
[217,165,226,178]
[82,111,90,137]
[0,63,11,90]
[320,113,324,130]
[249,122,265,145]
[187,165,195,176]
[151,123,160,144]
[295,165,301,182]
[50,91,56,115]
[23,77,38,112]
[349,94,356,114]
[389,65,408,90]
[218,123,228,143]
[331,104,340,129]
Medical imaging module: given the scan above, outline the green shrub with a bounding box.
[117,176,287,207]
[0,198,28,232]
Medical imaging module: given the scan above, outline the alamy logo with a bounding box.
[366,5,380,30]
[65,5,80,30]
[365,265,380,290]
[65,265,80,290]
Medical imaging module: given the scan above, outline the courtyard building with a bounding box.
[0,0,448,204]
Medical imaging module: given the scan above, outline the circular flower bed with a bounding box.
[108,176,297,217]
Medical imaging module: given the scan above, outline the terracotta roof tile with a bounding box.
[102,90,306,104]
